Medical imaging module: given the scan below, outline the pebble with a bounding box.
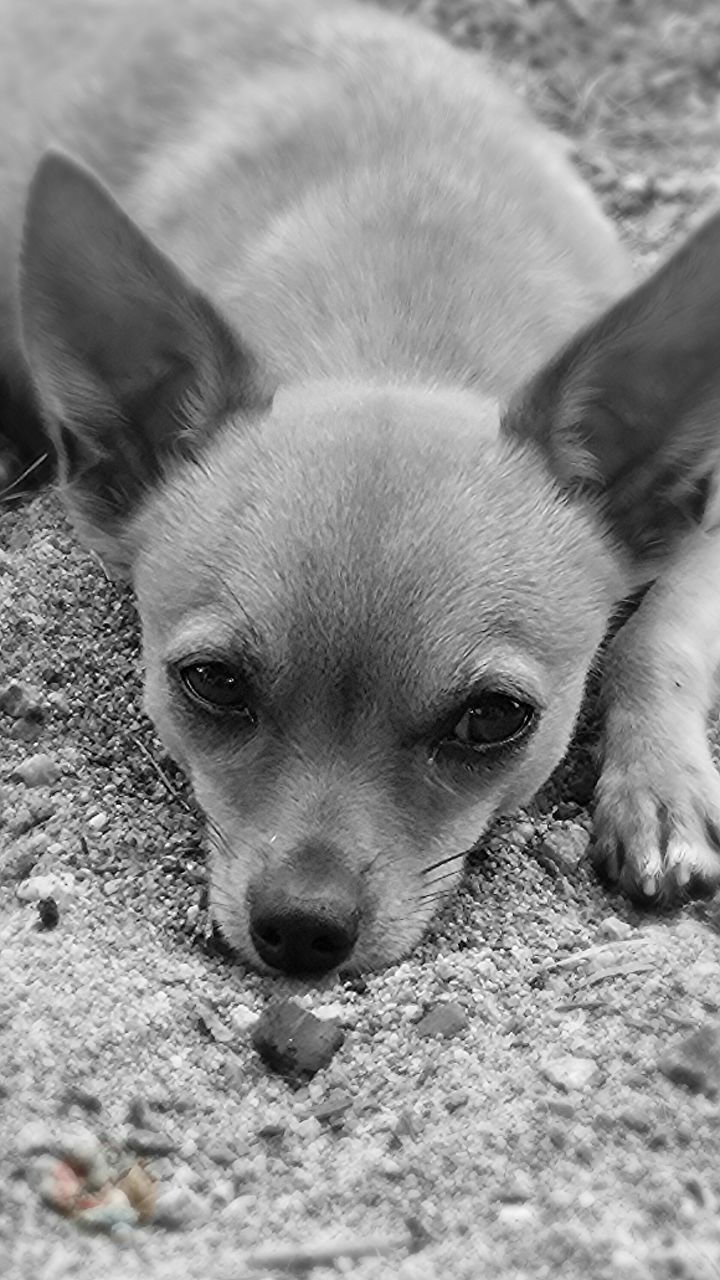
[252,999,345,1083]
[312,1089,354,1124]
[616,1102,653,1134]
[10,753,60,787]
[537,826,590,874]
[0,843,42,884]
[56,1127,101,1173]
[0,682,46,720]
[229,1004,259,1034]
[16,1120,55,1157]
[415,1002,469,1039]
[496,1171,534,1203]
[16,872,77,907]
[445,1090,469,1113]
[11,799,56,834]
[153,1185,210,1230]
[313,1002,348,1023]
[595,916,634,942]
[62,1083,103,1115]
[125,1096,154,1129]
[37,897,59,929]
[205,1141,238,1167]
[126,1129,178,1157]
[196,1000,235,1044]
[497,1203,537,1227]
[541,1056,599,1092]
[87,812,109,832]
[659,1022,720,1098]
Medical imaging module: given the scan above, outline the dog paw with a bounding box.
[593,737,720,902]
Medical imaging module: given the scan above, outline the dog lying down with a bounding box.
[2,0,720,976]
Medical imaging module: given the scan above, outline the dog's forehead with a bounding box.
[135,383,617,686]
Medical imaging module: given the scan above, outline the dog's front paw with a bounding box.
[593,727,720,902]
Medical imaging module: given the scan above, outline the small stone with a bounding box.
[87,812,109,832]
[252,999,345,1083]
[497,1203,537,1227]
[545,1097,576,1118]
[196,1000,234,1043]
[0,843,42,884]
[125,1096,154,1129]
[37,897,59,929]
[57,1127,101,1173]
[16,1120,55,1157]
[616,1102,652,1134]
[311,1089,354,1124]
[62,1083,103,1115]
[415,1002,468,1039]
[205,1141,238,1167]
[537,825,590,874]
[596,916,634,942]
[228,1004,259,1034]
[10,753,60,787]
[496,1171,534,1203]
[16,872,76,907]
[445,1090,469,1113]
[542,1055,598,1092]
[659,1022,720,1098]
[84,1152,113,1192]
[126,1129,178,1157]
[0,682,46,720]
[11,799,55,834]
[153,1185,210,1230]
[312,1002,347,1022]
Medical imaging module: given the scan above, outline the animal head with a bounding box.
[19,153,720,974]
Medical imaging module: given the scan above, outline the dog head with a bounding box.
[20,153,720,974]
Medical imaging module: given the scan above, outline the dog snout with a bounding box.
[247,844,361,976]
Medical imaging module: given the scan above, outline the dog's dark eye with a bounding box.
[453,692,534,748]
[178,660,254,714]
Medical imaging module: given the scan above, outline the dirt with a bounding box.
[2,2,720,1278]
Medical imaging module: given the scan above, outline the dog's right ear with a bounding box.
[20,150,272,576]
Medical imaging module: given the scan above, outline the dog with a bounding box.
[2,0,720,977]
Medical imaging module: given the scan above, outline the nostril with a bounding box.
[254,922,283,948]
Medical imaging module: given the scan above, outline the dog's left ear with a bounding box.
[20,150,272,575]
[503,210,720,567]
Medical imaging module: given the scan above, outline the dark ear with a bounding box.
[20,150,271,575]
[503,210,720,565]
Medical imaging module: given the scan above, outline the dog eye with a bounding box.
[452,692,534,748]
[178,660,254,714]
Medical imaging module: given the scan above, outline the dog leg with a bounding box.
[594,523,720,899]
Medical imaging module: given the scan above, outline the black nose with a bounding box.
[248,845,361,976]
[250,902,359,975]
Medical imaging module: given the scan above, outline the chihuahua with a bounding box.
[2,0,720,976]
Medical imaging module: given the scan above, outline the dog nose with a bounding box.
[248,847,361,976]
[250,902,359,975]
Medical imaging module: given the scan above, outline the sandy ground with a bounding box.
[2,2,720,1278]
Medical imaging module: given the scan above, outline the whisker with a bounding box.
[129,733,193,811]
[0,451,49,501]
[422,847,470,876]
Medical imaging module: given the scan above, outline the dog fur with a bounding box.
[3,0,720,975]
